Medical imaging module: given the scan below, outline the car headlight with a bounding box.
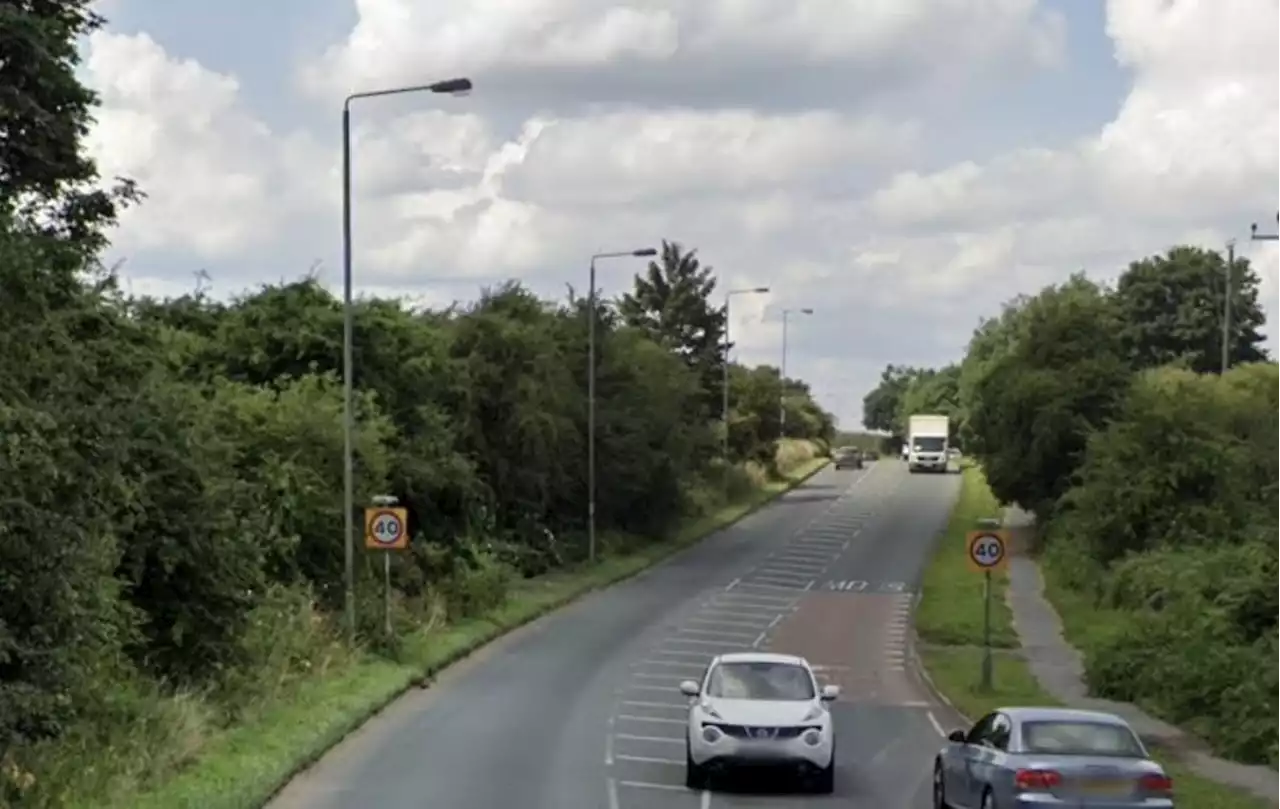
[702,726,723,743]
[802,729,823,746]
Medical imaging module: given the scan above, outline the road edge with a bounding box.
[126,458,831,809]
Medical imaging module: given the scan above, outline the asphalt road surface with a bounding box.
[269,461,963,809]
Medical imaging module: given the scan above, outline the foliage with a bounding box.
[873,245,1275,767]
[860,363,924,434]
[0,7,836,802]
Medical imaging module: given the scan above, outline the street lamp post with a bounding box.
[341,76,472,644]
[778,308,813,438]
[588,248,657,564]
[1239,213,1280,378]
[722,287,770,462]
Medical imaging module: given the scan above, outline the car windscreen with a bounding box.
[912,436,946,452]
[705,662,815,701]
[1020,721,1145,757]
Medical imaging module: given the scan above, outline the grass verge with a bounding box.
[914,468,1271,809]
[102,456,830,809]
[914,465,1017,649]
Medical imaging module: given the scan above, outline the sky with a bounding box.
[83,0,1279,428]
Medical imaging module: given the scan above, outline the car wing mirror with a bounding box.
[679,680,700,697]
[820,684,840,701]
[948,730,967,743]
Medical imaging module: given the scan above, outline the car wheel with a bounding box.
[932,761,952,809]
[685,744,708,791]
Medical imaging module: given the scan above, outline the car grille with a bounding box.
[706,724,815,740]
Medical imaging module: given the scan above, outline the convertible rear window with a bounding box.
[1021,721,1145,757]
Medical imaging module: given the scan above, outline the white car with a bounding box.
[679,652,838,793]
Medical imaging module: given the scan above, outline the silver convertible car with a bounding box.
[933,706,1175,809]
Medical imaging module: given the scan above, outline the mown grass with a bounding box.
[914,465,1018,648]
[90,456,830,809]
[915,467,1271,809]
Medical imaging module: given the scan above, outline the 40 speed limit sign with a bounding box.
[965,530,1008,573]
[364,507,409,550]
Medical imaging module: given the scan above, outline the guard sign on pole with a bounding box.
[965,530,1008,574]
[364,506,409,550]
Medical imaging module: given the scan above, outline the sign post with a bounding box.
[365,496,408,638]
[966,527,1008,692]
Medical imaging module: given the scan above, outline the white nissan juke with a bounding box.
[680,652,839,793]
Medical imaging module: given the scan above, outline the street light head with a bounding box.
[801,307,814,315]
[632,248,658,257]
[1251,222,1258,236]
[753,286,771,293]
[430,77,473,94]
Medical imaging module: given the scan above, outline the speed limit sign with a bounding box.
[364,507,409,550]
[965,530,1008,573]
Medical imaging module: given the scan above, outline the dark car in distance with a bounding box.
[833,448,863,470]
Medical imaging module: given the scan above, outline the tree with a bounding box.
[0,0,138,251]
[618,241,727,415]
[861,364,923,433]
[965,275,1131,515]
[896,364,961,438]
[1113,246,1268,374]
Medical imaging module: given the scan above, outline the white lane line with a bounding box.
[757,565,826,577]
[660,637,745,647]
[927,711,946,737]
[614,733,683,744]
[677,627,758,641]
[713,590,796,603]
[618,714,686,725]
[618,780,686,792]
[615,754,683,766]
[748,571,811,583]
[627,683,684,692]
[803,579,815,591]
[607,777,620,809]
[760,559,828,570]
[701,787,711,809]
[684,617,772,630]
[623,700,688,711]
[710,596,794,609]
[649,648,713,660]
[776,545,838,556]
[636,659,704,669]
[697,605,784,620]
[605,717,615,764]
[752,630,767,648]
[725,577,740,591]
[733,581,803,592]
[766,613,786,630]
[842,539,851,550]
[632,672,682,681]
[792,538,846,548]
[763,553,830,565]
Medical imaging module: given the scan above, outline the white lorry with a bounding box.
[906,414,950,473]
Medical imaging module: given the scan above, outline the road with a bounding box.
[269,460,963,809]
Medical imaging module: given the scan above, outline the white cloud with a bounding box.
[300,0,1064,107]
[86,0,1278,430]
[84,31,328,259]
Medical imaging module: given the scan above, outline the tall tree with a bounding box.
[0,0,138,252]
[861,364,922,433]
[966,274,1131,515]
[1113,246,1268,374]
[618,240,726,414]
